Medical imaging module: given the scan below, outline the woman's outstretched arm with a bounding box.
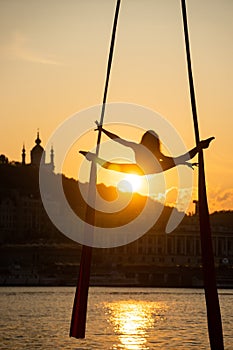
[96,124,137,149]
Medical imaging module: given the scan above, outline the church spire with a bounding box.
[35,129,41,146]
[50,145,55,171]
[31,129,44,166]
[22,144,26,165]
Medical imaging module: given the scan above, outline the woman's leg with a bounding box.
[79,151,144,175]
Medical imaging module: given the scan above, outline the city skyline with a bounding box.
[0,0,232,212]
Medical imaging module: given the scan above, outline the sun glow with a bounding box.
[106,300,168,350]
[117,174,143,193]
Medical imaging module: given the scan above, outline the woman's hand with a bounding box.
[94,120,102,131]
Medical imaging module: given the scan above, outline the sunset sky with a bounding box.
[0,0,232,212]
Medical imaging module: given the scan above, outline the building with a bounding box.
[96,216,233,269]
[22,131,54,171]
[92,213,233,287]
[0,130,56,243]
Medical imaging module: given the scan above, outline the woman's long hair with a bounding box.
[140,130,161,155]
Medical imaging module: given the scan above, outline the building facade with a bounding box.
[22,131,54,171]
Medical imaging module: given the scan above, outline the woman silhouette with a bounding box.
[80,125,214,176]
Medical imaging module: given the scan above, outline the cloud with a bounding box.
[165,186,193,212]
[217,192,232,202]
[150,184,233,213]
[1,32,62,65]
[151,186,193,212]
[208,187,233,212]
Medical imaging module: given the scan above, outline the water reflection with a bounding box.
[106,300,167,350]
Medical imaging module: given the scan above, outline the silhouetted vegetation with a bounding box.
[0,162,232,246]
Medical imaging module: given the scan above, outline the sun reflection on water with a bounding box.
[105,300,167,350]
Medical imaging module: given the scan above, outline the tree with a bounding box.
[0,154,8,164]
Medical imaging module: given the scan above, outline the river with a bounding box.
[0,287,232,349]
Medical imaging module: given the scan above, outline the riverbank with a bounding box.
[1,244,233,288]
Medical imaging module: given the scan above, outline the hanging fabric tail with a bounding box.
[198,151,224,350]
[181,1,224,349]
[69,245,92,338]
[69,0,122,339]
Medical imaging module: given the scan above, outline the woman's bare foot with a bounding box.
[79,150,95,161]
[79,150,88,157]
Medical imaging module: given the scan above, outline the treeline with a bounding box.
[0,163,232,245]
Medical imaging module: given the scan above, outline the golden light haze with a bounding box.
[0,0,232,212]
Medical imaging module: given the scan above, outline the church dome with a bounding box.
[30,131,45,166]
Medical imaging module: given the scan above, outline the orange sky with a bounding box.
[0,0,232,212]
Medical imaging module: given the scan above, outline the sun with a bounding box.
[117,174,142,193]
[125,174,142,192]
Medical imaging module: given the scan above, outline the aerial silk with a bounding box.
[70,1,224,346]
[69,0,122,339]
[181,1,224,349]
